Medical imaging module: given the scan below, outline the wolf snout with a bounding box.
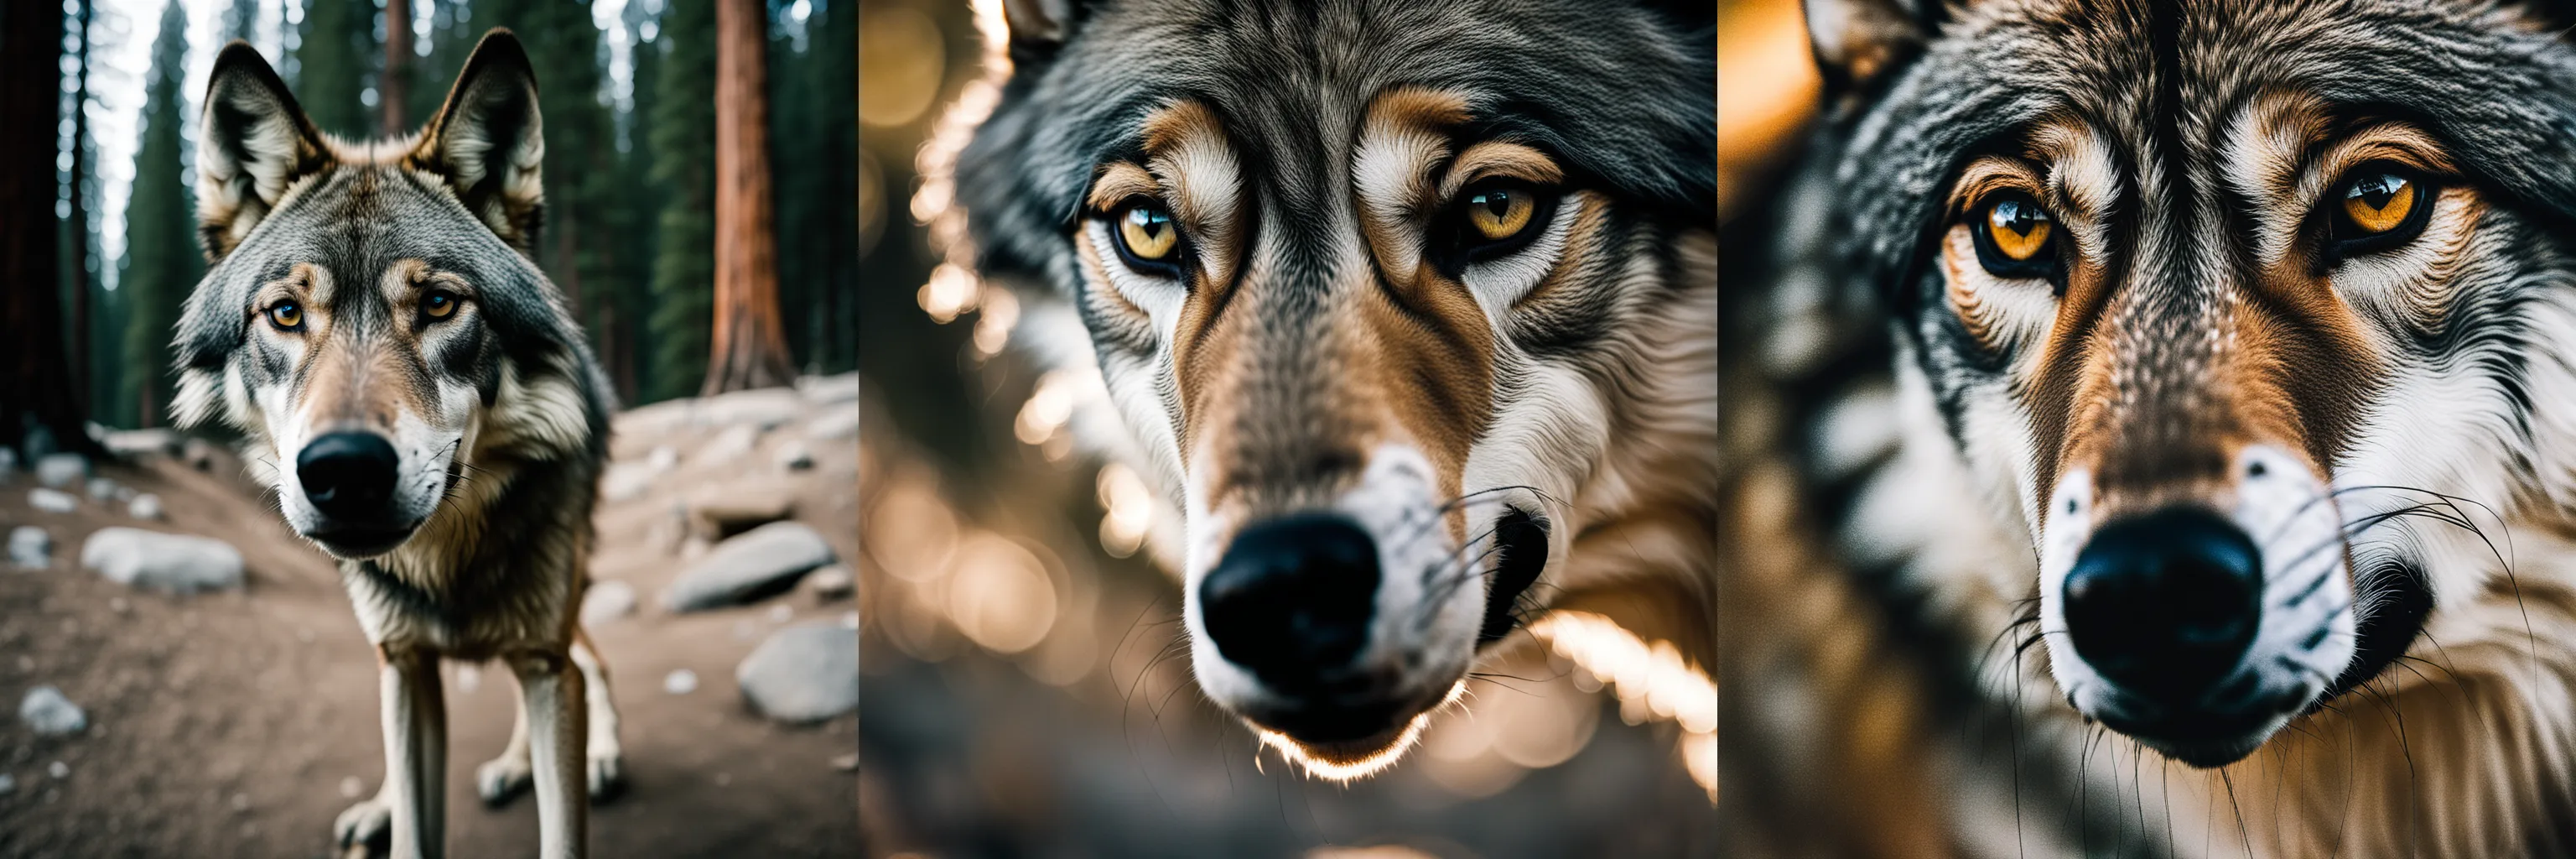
[1200,513,1381,695]
[299,431,403,520]
[2064,507,2262,706]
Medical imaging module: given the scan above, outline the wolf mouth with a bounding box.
[1476,508,1549,647]
[305,523,421,559]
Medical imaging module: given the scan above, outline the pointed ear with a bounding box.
[408,29,545,254]
[196,40,332,262]
[1803,0,1935,94]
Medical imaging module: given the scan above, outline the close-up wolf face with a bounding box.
[1815,0,2576,768]
[173,38,595,563]
[957,0,1714,771]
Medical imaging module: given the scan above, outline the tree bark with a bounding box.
[0,0,95,456]
[704,0,794,396]
[382,0,411,136]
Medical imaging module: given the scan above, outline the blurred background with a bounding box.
[855,2,1716,857]
[0,1,860,856]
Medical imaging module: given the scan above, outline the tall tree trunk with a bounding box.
[704,0,794,396]
[66,0,93,421]
[1,0,93,456]
[382,0,412,135]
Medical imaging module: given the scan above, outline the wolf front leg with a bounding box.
[378,644,448,858]
[509,648,590,857]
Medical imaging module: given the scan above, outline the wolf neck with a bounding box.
[358,358,599,601]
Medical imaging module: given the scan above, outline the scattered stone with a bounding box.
[699,387,804,430]
[112,485,135,502]
[229,791,250,811]
[19,686,86,736]
[647,445,680,471]
[688,480,799,535]
[773,441,814,472]
[80,528,247,594]
[580,580,637,627]
[10,527,51,570]
[695,424,762,467]
[662,669,699,695]
[802,565,854,602]
[46,761,67,780]
[659,522,836,612]
[0,773,14,795]
[735,621,859,723]
[29,487,76,513]
[600,461,660,503]
[806,404,860,441]
[831,752,859,772]
[0,447,17,482]
[108,597,127,613]
[127,493,164,521]
[34,453,88,489]
[85,477,117,502]
[797,373,860,406]
[339,776,364,799]
[180,438,221,471]
[101,429,183,459]
[612,398,697,438]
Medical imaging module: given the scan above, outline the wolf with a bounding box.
[170,32,622,858]
[948,0,1716,775]
[1729,0,2576,854]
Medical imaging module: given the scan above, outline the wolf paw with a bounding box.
[587,751,628,801]
[332,794,392,853]
[475,755,533,807]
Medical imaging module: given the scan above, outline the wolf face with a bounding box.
[958,0,1714,770]
[1810,0,2576,767]
[174,35,598,564]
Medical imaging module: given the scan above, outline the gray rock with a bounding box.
[80,528,246,594]
[646,445,679,471]
[612,397,697,438]
[0,773,14,795]
[805,404,859,441]
[773,441,814,472]
[600,461,660,503]
[29,487,76,513]
[0,447,16,482]
[663,669,699,695]
[695,424,761,467]
[735,622,859,723]
[688,480,799,535]
[127,493,164,521]
[85,477,117,502]
[802,565,854,601]
[699,387,804,430]
[34,454,88,489]
[659,521,835,612]
[10,526,50,570]
[580,580,637,627]
[101,429,182,459]
[19,686,86,736]
[180,438,221,471]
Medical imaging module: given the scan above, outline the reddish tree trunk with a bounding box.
[382,0,411,136]
[0,0,94,455]
[704,0,795,396]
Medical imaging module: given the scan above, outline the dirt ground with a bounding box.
[0,391,860,858]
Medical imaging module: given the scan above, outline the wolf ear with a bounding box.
[408,29,545,254]
[197,41,332,263]
[1802,0,1935,94]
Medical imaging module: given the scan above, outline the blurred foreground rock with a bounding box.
[736,621,857,723]
[80,528,246,594]
[34,453,89,488]
[11,526,51,569]
[29,487,76,513]
[660,521,835,612]
[581,580,637,627]
[19,685,87,736]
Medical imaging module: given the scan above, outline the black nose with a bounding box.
[297,432,401,520]
[2064,507,2263,704]
[1199,513,1381,692]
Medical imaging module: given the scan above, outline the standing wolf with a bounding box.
[171,32,622,858]
[950,0,1715,775]
[1731,0,2576,854]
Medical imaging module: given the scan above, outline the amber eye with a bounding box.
[267,301,304,331]
[1465,186,1536,241]
[2340,171,2418,235]
[1115,202,1180,265]
[422,291,459,320]
[1972,192,2059,279]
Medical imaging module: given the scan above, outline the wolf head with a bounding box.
[958,0,1713,770]
[1809,0,2576,766]
[173,31,602,562]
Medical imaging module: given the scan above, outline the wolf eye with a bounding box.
[267,301,304,331]
[1448,181,1555,264]
[2329,166,2432,254]
[1110,200,1183,274]
[1465,186,1536,241]
[421,291,459,320]
[1971,192,2060,279]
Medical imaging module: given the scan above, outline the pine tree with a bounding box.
[772,0,854,375]
[222,0,262,44]
[704,0,792,394]
[1,0,90,454]
[118,0,205,430]
[647,0,717,403]
[296,0,376,138]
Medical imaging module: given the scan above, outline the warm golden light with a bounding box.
[1530,611,1717,800]
[1094,462,1154,558]
[945,534,1057,655]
